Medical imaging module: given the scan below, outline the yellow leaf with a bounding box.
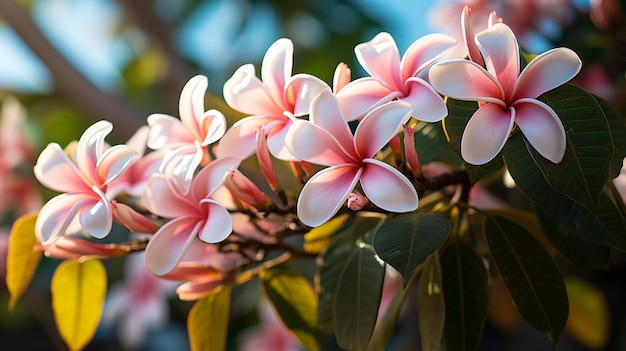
[187,285,231,351]
[304,215,348,254]
[565,276,610,350]
[6,213,42,310]
[51,258,107,351]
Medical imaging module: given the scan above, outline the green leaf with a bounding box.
[534,205,610,269]
[417,253,445,351]
[317,216,382,333]
[533,84,613,210]
[504,134,626,249]
[414,120,448,164]
[372,212,450,286]
[443,98,505,183]
[6,213,41,310]
[304,214,348,254]
[187,285,231,351]
[260,265,321,351]
[484,215,569,344]
[440,240,489,351]
[596,95,626,178]
[51,258,107,351]
[333,233,385,351]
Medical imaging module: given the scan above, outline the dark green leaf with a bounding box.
[504,134,626,249]
[317,216,382,333]
[534,84,613,210]
[443,98,505,183]
[372,213,450,286]
[414,120,448,164]
[534,205,610,269]
[418,253,445,351]
[595,95,626,178]
[441,240,489,351]
[484,215,569,344]
[333,234,385,351]
[260,265,321,351]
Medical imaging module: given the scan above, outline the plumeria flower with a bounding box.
[34,121,140,245]
[147,75,227,193]
[285,90,418,227]
[429,22,582,165]
[217,38,330,161]
[141,157,239,275]
[335,31,456,122]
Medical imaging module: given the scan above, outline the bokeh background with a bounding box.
[0,0,624,350]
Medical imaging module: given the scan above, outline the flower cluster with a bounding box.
[32,9,581,300]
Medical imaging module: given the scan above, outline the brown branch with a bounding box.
[0,0,145,141]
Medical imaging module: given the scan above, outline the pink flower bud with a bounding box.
[333,62,351,92]
[111,201,159,234]
[347,192,368,211]
[38,236,127,259]
[388,134,402,166]
[402,125,421,177]
[224,169,272,209]
[255,126,281,192]
[175,274,231,301]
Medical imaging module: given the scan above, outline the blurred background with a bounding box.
[0,0,624,350]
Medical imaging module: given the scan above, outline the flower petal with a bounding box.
[361,159,418,212]
[285,120,353,166]
[461,103,515,165]
[513,99,566,163]
[160,142,204,194]
[79,186,112,239]
[199,109,227,146]
[142,174,197,218]
[354,101,412,158]
[145,217,201,275]
[76,120,113,184]
[286,74,330,116]
[223,64,281,116]
[335,77,401,122]
[309,90,357,158]
[429,60,504,103]
[261,38,293,107]
[513,48,582,100]
[297,165,361,227]
[215,115,276,160]
[400,33,456,81]
[475,23,519,98]
[197,199,232,243]
[265,119,299,161]
[97,145,139,185]
[355,32,402,89]
[191,157,240,201]
[35,193,92,245]
[147,114,193,149]
[462,6,484,66]
[178,75,208,135]
[34,143,90,193]
[402,78,448,122]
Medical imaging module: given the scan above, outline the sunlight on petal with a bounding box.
[361,159,418,212]
[335,77,400,121]
[147,114,193,149]
[429,60,503,103]
[35,193,92,245]
[461,103,515,165]
[145,217,201,275]
[297,166,361,227]
[287,74,330,116]
[286,120,354,165]
[97,145,139,185]
[78,187,112,239]
[354,101,412,158]
[355,32,402,89]
[216,115,275,160]
[223,64,281,116]
[261,38,292,101]
[514,99,566,163]
[192,157,240,201]
[179,75,208,132]
[513,48,582,100]
[402,78,448,122]
[76,120,112,183]
[33,143,89,193]
[475,23,519,97]
[142,174,197,218]
[400,33,456,81]
[309,91,355,154]
[197,200,232,243]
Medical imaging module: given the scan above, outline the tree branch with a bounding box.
[0,0,145,140]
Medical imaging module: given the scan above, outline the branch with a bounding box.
[0,0,145,140]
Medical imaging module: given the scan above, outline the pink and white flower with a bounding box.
[147,75,227,193]
[217,38,330,161]
[141,157,239,275]
[34,121,139,244]
[429,23,582,165]
[285,90,418,227]
[335,32,456,122]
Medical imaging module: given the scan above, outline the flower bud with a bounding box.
[255,126,281,192]
[347,192,368,211]
[112,201,159,234]
[402,125,422,177]
[224,169,272,210]
[333,62,351,92]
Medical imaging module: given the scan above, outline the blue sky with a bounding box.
[0,0,435,93]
